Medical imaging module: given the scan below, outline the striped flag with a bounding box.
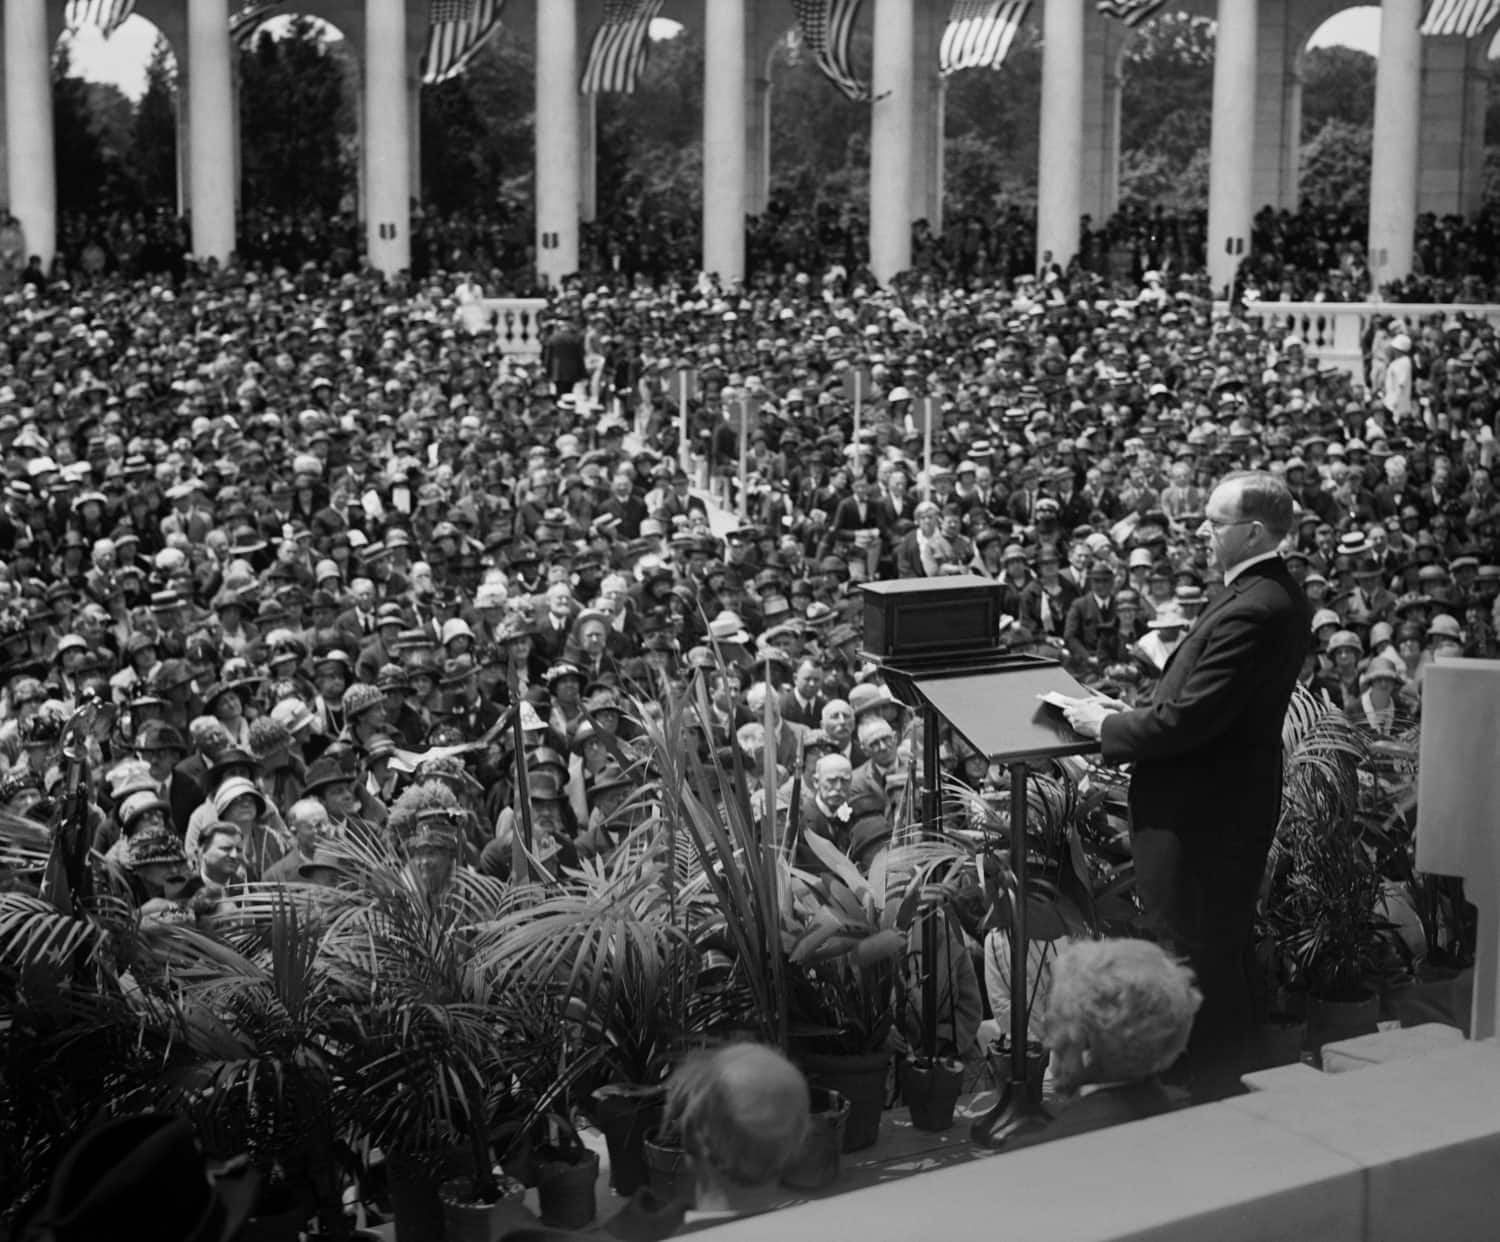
[790,0,869,101]
[1420,0,1500,35]
[940,0,1029,74]
[1096,0,1168,26]
[423,0,506,84]
[230,0,288,47]
[579,0,664,95]
[64,0,134,37]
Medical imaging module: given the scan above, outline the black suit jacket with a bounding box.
[779,690,828,731]
[1063,593,1115,665]
[1006,1079,1178,1151]
[1101,557,1310,845]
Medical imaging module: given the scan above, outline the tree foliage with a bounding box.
[237,17,356,214]
[420,27,535,213]
[132,37,178,209]
[1301,45,1376,134]
[1300,119,1373,213]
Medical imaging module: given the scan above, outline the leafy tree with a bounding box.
[1119,13,1215,208]
[420,27,536,212]
[1301,45,1375,136]
[596,27,706,224]
[237,17,354,214]
[53,42,115,213]
[944,30,1043,216]
[1299,118,1372,213]
[133,36,178,208]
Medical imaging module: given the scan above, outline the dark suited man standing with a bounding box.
[1062,562,1118,672]
[779,658,829,729]
[1064,473,1310,1100]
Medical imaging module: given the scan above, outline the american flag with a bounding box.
[1096,0,1168,27]
[65,0,134,38]
[579,0,664,96]
[790,0,869,102]
[230,0,288,47]
[1420,0,1500,36]
[423,0,506,85]
[940,0,1030,75]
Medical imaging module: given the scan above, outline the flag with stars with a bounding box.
[64,0,135,38]
[1096,0,1168,27]
[1420,0,1500,36]
[790,0,869,102]
[579,0,664,95]
[423,0,506,85]
[940,0,1030,75]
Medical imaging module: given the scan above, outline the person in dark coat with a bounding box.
[543,319,587,394]
[1063,474,1310,1101]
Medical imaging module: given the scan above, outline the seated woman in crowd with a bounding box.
[1007,938,1200,1151]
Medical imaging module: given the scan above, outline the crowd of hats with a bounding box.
[0,245,1494,851]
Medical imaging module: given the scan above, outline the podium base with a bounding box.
[969,1077,1051,1149]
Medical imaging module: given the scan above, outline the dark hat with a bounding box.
[586,762,636,806]
[26,1112,258,1242]
[134,722,186,753]
[207,747,258,776]
[302,756,355,798]
[125,828,189,871]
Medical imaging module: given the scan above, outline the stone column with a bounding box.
[188,0,236,262]
[409,76,423,207]
[579,90,597,223]
[1080,4,1124,226]
[5,0,55,263]
[703,0,747,282]
[910,0,945,231]
[364,0,410,270]
[1251,0,1295,212]
[535,0,580,286]
[1281,64,1302,208]
[1368,0,1422,292]
[175,66,190,216]
[1037,0,1084,271]
[869,0,914,281]
[365,0,410,274]
[1206,0,1257,296]
[746,70,771,215]
[1417,35,1487,218]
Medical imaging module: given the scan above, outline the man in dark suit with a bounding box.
[1064,473,1311,1100]
[1062,563,1119,670]
[778,658,828,730]
[822,477,889,578]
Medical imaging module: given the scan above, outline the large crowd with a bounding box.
[36,200,1500,303]
[0,238,1493,921]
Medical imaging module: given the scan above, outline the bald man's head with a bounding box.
[666,1044,810,1189]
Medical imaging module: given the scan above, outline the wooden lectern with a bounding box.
[860,577,1099,1147]
[1415,656,1500,1040]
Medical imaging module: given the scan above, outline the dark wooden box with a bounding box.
[858,576,1004,661]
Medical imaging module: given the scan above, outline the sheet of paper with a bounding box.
[1036,691,1076,710]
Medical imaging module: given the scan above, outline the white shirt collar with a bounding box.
[1223,549,1282,587]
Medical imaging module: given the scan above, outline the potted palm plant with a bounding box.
[311,820,537,1242]
[1264,707,1407,1060]
[471,818,691,1196]
[785,829,971,1152]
